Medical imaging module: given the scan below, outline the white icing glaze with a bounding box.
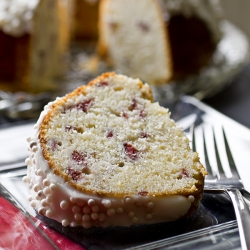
[0,0,40,37]
[23,98,196,228]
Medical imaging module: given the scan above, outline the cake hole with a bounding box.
[118,162,124,167]
[113,86,124,91]
[110,109,120,117]
[82,167,91,175]
[86,124,95,129]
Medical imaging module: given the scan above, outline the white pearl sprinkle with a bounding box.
[33,184,41,192]
[101,199,112,208]
[46,196,52,203]
[41,199,48,207]
[43,179,50,186]
[125,197,131,203]
[92,205,99,212]
[88,199,95,206]
[70,197,78,203]
[147,201,154,209]
[132,217,138,223]
[28,195,33,201]
[38,207,46,215]
[46,209,53,217]
[70,222,78,227]
[22,176,29,183]
[98,213,106,222]
[32,146,38,152]
[72,205,81,213]
[107,208,115,216]
[36,169,43,176]
[91,212,99,220]
[188,195,195,202]
[82,214,91,222]
[62,219,69,227]
[60,200,69,210]
[35,193,43,200]
[146,213,152,220]
[43,187,51,196]
[30,200,36,208]
[83,206,91,214]
[116,207,123,214]
[49,183,56,191]
[25,158,31,166]
[74,213,82,221]
[128,212,134,218]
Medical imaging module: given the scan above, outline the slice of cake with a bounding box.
[23,72,206,228]
[98,0,222,84]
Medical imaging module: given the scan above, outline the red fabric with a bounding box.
[0,197,85,250]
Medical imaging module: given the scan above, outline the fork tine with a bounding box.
[222,127,240,179]
[191,124,196,152]
[212,127,226,180]
[201,126,214,177]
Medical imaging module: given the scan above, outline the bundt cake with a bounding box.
[98,0,223,84]
[23,72,206,228]
[0,0,70,93]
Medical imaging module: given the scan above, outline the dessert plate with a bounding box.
[0,96,250,249]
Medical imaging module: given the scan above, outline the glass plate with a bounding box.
[0,177,239,250]
[1,96,250,249]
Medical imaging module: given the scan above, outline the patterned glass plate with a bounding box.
[1,96,250,249]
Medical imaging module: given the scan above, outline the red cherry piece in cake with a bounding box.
[137,21,150,32]
[109,21,118,32]
[66,167,82,181]
[181,168,189,178]
[121,111,129,119]
[71,150,87,166]
[67,98,94,112]
[131,98,138,110]
[106,130,114,138]
[139,108,147,118]
[47,139,59,151]
[138,191,148,196]
[139,132,150,138]
[65,125,83,133]
[75,98,94,112]
[123,142,140,160]
[65,125,79,132]
[96,81,109,87]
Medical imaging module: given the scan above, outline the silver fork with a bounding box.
[192,125,250,250]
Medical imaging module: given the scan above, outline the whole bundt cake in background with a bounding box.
[98,0,223,85]
[23,72,206,228]
[0,0,223,94]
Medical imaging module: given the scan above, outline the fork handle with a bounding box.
[227,189,250,250]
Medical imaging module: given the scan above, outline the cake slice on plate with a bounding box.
[23,72,206,228]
